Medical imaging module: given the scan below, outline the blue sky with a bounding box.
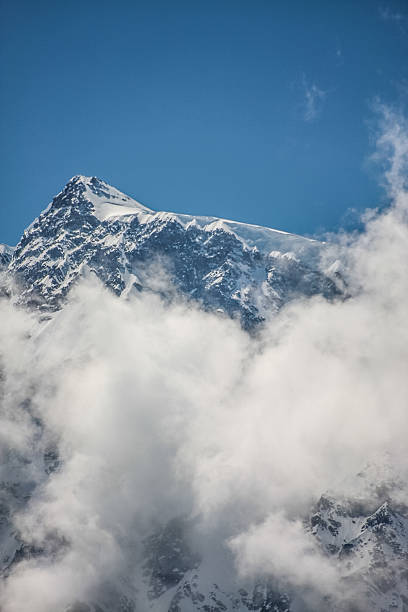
[1,0,407,245]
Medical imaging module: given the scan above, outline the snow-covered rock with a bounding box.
[6,176,339,327]
[0,245,13,269]
[309,491,408,611]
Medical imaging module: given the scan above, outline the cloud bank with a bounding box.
[0,107,407,611]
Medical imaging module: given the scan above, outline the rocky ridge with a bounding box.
[5,175,339,327]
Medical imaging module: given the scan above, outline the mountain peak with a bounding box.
[67,174,93,185]
[52,176,320,257]
[66,175,113,190]
[60,175,153,220]
[63,174,103,191]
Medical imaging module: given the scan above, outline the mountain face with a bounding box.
[6,176,339,327]
[0,177,407,612]
[0,245,13,270]
[310,495,408,611]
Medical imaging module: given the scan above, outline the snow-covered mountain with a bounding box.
[0,176,407,612]
[5,175,339,327]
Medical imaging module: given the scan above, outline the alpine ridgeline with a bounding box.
[5,175,339,326]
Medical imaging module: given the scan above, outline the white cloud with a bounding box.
[380,6,405,23]
[0,106,408,611]
[371,102,408,196]
[301,75,327,122]
[379,5,407,34]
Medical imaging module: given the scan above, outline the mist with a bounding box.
[0,107,407,611]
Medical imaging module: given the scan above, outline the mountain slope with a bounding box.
[0,245,13,269]
[7,176,339,326]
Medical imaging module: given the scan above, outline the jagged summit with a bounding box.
[54,175,153,220]
[51,175,319,256]
[67,174,92,185]
[5,176,339,322]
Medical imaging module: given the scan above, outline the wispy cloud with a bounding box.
[335,46,344,67]
[379,5,404,23]
[301,75,327,122]
[379,5,407,33]
[371,102,408,196]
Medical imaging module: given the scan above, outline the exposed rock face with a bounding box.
[0,245,13,270]
[6,176,339,327]
[309,476,408,612]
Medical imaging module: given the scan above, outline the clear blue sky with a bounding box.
[1,0,407,245]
